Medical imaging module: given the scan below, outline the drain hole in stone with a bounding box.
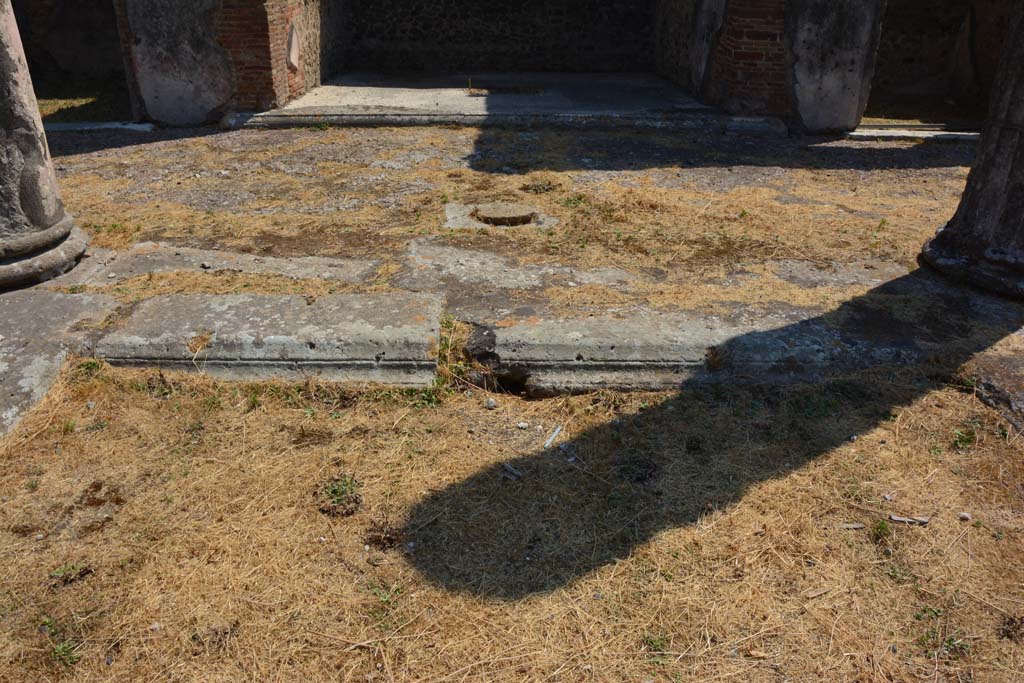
[471,202,538,227]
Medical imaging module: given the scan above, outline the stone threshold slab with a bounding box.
[44,122,156,133]
[223,111,788,136]
[90,293,443,386]
[467,311,852,394]
[463,276,1024,395]
[847,128,980,142]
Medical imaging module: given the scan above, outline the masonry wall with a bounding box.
[342,1,657,72]
[218,0,345,109]
[110,0,344,122]
[301,0,348,91]
[705,0,788,116]
[873,0,1014,107]
[874,0,964,98]
[655,0,698,89]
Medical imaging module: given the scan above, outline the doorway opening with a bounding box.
[11,0,131,123]
[864,0,1012,129]
[282,0,712,124]
[340,0,657,73]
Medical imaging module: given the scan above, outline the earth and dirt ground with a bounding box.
[2,123,1023,681]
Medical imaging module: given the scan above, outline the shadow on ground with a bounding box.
[44,77,977,175]
[47,127,223,157]
[403,269,1023,600]
[468,127,975,176]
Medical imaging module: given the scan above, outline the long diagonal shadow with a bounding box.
[403,269,1024,600]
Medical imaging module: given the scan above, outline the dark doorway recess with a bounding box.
[341,1,657,73]
[11,0,131,123]
[864,0,1013,129]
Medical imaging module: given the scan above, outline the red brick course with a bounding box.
[706,0,789,116]
[216,1,280,111]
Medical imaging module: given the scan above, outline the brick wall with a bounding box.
[219,0,344,111]
[706,0,788,116]
[216,1,278,111]
[113,1,338,116]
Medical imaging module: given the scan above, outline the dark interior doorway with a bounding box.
[11,0,131,123]
[340,0,657,74]
[864,0,1012,129]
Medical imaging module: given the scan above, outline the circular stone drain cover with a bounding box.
[471,203,538,226]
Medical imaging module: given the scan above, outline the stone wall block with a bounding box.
[786,0,887,132]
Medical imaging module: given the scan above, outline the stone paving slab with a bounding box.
[0,289,117,434]
[227,72,727,131]
[51,242,379,288]
[92,293,443,385]
[396,238,634,293]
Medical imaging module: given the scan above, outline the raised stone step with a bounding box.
[465,271,1024,395]
[92,293,443,385]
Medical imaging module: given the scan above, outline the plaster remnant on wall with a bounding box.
[288,24,300,72]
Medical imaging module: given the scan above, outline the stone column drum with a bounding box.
[1,0,87,289]
[922,6,1024,299]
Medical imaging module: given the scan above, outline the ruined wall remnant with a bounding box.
[294,0,347,93]
[272,0,348,101]
[121,0,234,125]
[17,0,1000,130]
[111,0,346,124]
[1,1,87,287]
[206,0,346,115]
[786,0,886,132]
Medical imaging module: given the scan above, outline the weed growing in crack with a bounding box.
[316,475,363,517]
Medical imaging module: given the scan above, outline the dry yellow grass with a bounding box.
[2,361,1023,682]
[54,127,970,274]
[55,266,398,305]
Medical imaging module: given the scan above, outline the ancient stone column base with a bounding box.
[922,238,1024,301]
[0,227,89,290]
